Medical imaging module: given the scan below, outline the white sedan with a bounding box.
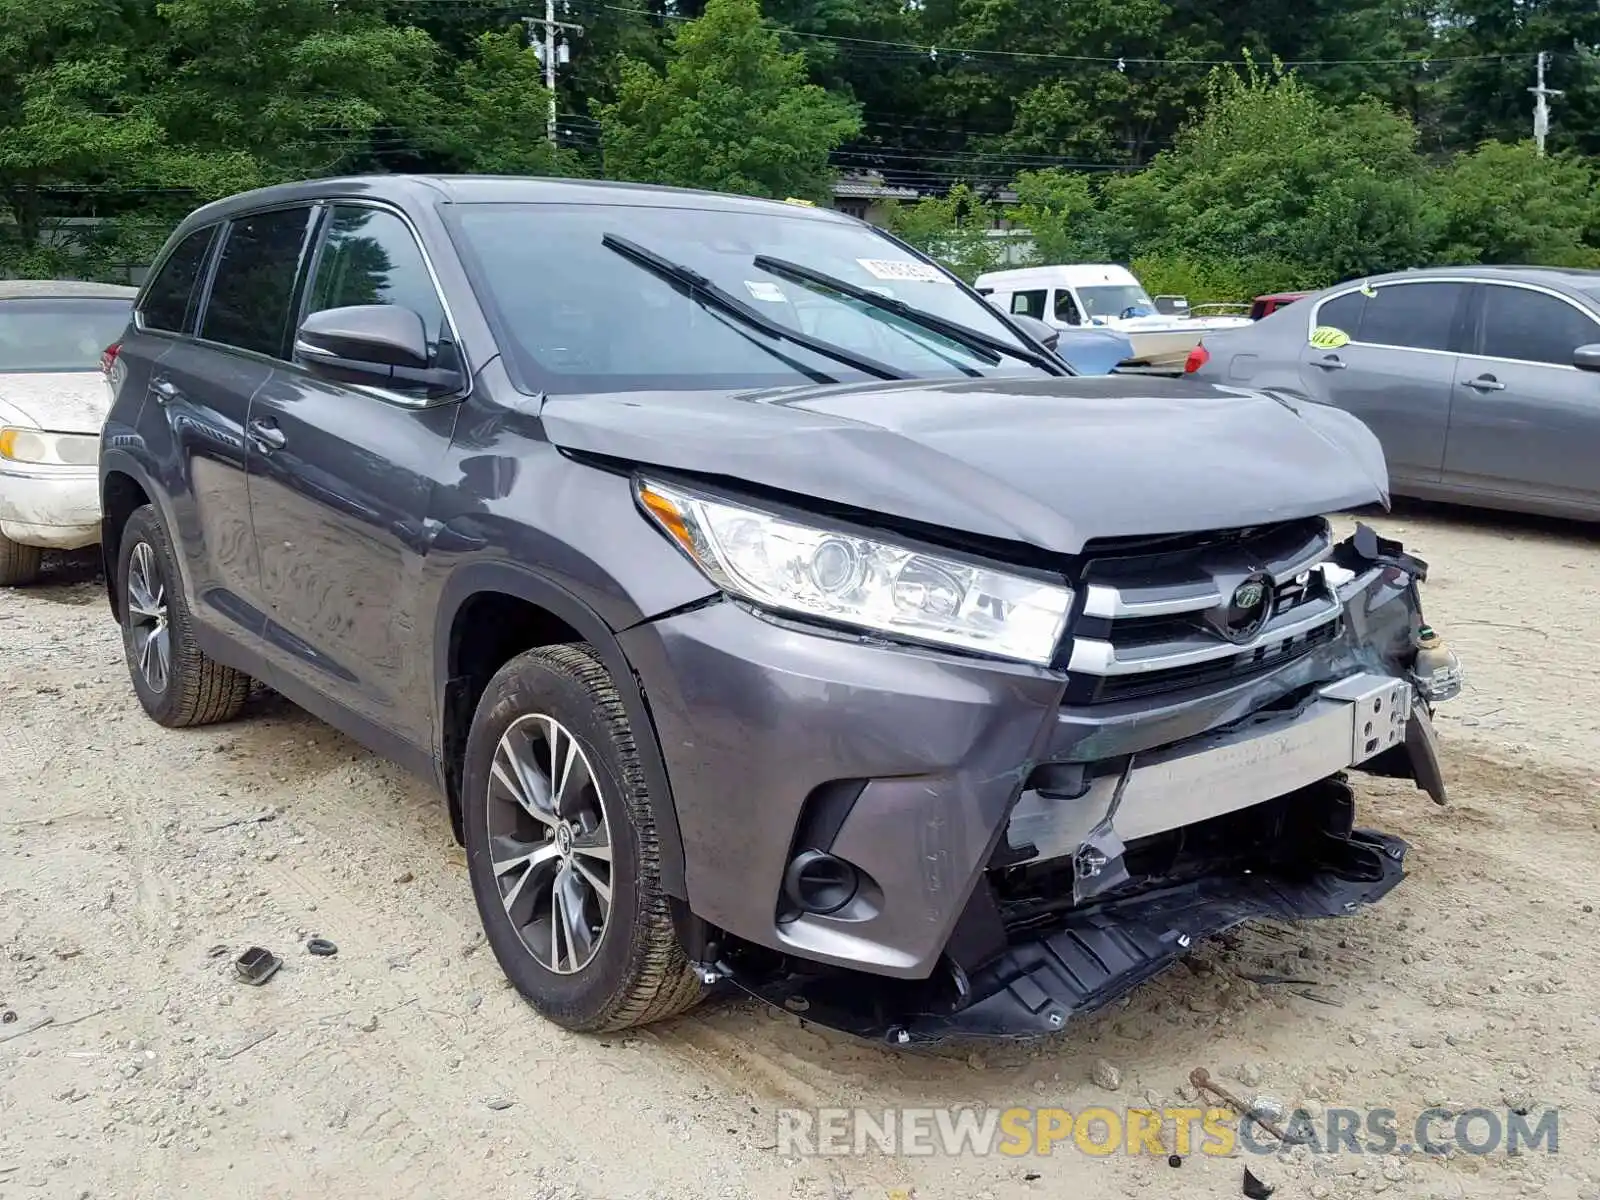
[0,280,137,585]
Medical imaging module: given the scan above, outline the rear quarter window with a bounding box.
[140,226,217,334]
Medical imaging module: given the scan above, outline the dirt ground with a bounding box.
[2,502,1599,1200]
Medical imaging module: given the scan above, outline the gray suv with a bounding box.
[98,176,1460,1043]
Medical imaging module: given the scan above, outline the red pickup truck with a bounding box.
[1250,292,1308,320]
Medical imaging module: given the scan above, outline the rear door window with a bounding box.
[140,226,216,334]
[199,207,316,358]
[1479,285,1600,366]
[1356,283,1466,352]
[1317,283,1466,352]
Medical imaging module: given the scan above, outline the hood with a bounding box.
[0,372,111,434]
[539,376,1390,556]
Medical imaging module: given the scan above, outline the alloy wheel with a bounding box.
[127,541,171,694]
[486,713,614,975]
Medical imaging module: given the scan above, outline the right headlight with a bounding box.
[637,478,1072,666]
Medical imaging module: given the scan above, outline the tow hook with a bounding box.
[1411,624,1464,704]
[692,960,733,986]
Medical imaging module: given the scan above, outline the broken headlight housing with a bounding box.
[636,478,1073,666]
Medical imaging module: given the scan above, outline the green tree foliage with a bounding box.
[921,0,1202,167]
[1100,61,1439,293]
[880,182,1001,281]
[1007,169,1104,264]
[7,0,1600,289]
[596,0,861,200]
[146,0,437,184]
[0,0,170,274]
[1432,140,1600,267]
[421,29,584,176]
[1436,0,1600,155]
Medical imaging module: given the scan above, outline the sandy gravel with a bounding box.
[2,502,1599,1200]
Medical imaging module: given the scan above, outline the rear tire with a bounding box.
[462,644,703,1032]
[117,505,251,727]
[0,533,43,586]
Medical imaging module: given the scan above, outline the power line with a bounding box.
[376,0,1536,70]
[585,2,1525,69]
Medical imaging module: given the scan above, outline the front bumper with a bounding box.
[0,461,100,550]
[618,529,1448,1039]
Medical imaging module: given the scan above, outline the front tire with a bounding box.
[117,505,251,727]
[462,644,703,1032]
[0,532,43,586]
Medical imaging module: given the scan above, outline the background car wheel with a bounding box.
[117,505,251,728]
[462,644,704,1032]
[0,532,43,587]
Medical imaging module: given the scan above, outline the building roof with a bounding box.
[832,176,919,200]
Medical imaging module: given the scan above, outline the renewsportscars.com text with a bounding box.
[776,1105,1559,1158]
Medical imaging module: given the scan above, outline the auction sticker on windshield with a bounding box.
[857,258,952,284]
[1310,325,1350,349]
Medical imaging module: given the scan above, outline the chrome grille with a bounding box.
[1062,518,1343,706]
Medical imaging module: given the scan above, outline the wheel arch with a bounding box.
[433,561,687,899]
[98,449,168,622]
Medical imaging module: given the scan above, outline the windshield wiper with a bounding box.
[752,255,1067,375]
[600,233,907,382]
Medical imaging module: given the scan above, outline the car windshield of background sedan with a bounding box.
[445,202,1045,392]
[0,299,131,373]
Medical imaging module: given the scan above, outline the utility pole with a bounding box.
[1530,50,1562,156]
[524,5,583,146]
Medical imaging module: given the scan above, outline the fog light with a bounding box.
[782,850,859,915]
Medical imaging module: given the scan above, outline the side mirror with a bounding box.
[1009,313,1061,352]
[294,305,462,394]
[1575,343,1600,373]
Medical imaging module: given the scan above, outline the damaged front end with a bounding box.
[721,520,1462,1044]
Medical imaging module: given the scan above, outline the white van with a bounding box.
[974,264,1250,373]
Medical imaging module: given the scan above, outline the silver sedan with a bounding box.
[1187,265,1600,521]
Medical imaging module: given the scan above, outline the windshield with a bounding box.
[1078,285,1157,321]
[0,298,131,373]
[445,203,1044,393]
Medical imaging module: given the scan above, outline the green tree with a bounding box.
[881,183,1002,281]
[922,0,1209,169]
[420,29,584,176]
[596,0,860,200]
[0,0,172,275]
[1099,60,1438,295]
[1435,0,1600,155]
[1433,140,1600,266]
[144,0,438,186]
[1007,169,1105,264]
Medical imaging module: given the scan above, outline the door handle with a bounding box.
[248,418,287,451]
[1463,375,1505,392]
[1312,355,1346,370]
[151,378,179,404]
